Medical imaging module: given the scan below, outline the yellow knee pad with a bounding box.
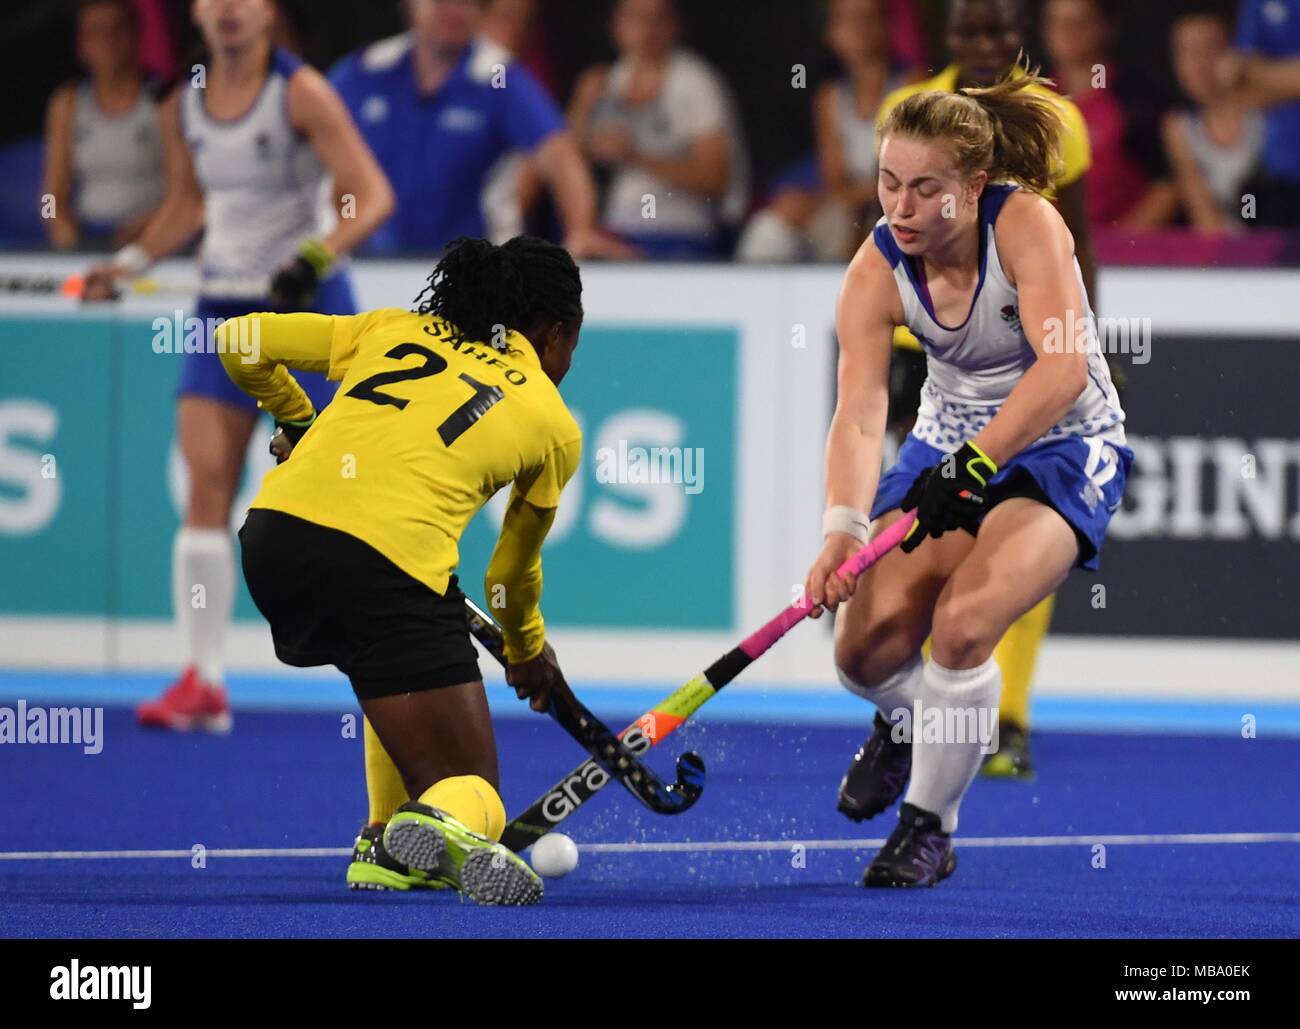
[418,775,506,842]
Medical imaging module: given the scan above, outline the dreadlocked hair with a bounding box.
[413,235,583,352]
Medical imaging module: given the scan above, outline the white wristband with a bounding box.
[823,505,871,543]
[112,243,151,277]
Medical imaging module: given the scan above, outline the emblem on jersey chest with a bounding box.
[439,106,486,133]
[254,131,272,162]
[1000,304,1021,331]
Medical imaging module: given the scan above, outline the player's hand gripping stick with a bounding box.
[463,598,705,818]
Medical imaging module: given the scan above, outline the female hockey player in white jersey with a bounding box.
[84,0,393,732]
[804,62,1131,888]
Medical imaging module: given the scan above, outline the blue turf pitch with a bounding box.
[2,683,1297,938]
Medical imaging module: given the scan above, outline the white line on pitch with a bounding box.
[0,848,352,860]
[0,831,1297,861]
[582,831,1300,853]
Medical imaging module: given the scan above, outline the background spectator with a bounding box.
[42,0,165,250]
[1042,0,1179,231]
[329,0,624,258]
[480,0,560,241]
[884,0,932,72]
[568,0,749,260]
[131,0,181,83]
[482,0,559,98]
[738,0,921,262]
[1163,7,1263,234]
[9,0,1300,262]
[1224,0,1300,227]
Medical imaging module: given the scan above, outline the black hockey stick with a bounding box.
[463,598,705,818]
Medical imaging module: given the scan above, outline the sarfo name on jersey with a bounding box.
[422,322,529,385]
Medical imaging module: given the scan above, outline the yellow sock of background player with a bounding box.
[418,775,507,842]
[364,717,408,826]
[993,593,1055,729]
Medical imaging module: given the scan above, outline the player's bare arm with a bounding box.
[969,191,1089,467]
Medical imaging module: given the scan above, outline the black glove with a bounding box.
[899,441,998,554]
[268,255,320,312]
[270,410,317,464]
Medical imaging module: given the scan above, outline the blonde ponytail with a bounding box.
[879,56,1064,192]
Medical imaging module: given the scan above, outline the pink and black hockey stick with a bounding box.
[499,510,918,852]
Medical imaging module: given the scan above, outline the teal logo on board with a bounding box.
[0,317,736,630]
[459,326,736,628]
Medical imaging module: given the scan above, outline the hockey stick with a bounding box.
[496,510,919,852]
[463,598,706,817]
[0,272,200,300]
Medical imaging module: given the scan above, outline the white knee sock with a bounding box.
[904,656,1002,833]
[837,652,924,727]
[173,527,235,685]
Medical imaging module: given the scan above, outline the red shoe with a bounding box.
[136,666,233,733]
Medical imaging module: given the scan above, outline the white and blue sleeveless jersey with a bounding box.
[181,48,336,298]
[72,81,165,229]
[873,183,1126,450]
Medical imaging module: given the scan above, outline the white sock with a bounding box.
[837,651,924,728]
[173,527,235,686]
[734,209,805,262]
[903,656,1002,833]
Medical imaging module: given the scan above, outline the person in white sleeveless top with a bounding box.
[43,0,165,249]
[804,67,1133,888]
[83,0,394,734]
[1162,8,1264,233]
[568,0,748,259]
[736,0,920,262]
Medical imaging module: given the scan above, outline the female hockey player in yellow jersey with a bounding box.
[218,235,585,905]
